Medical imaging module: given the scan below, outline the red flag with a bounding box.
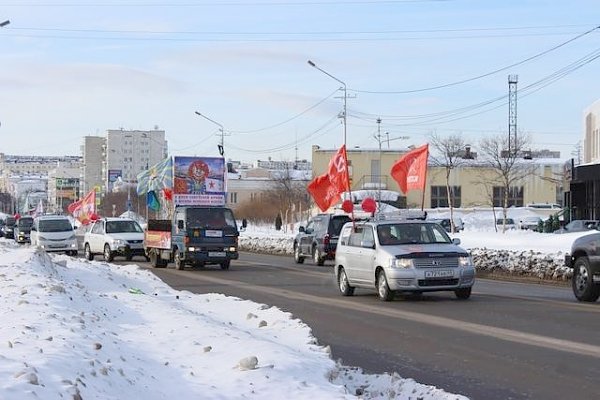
[307,174,340,212]
[390,144,429,194]
[327,145,350,194]
[68,190,96,224]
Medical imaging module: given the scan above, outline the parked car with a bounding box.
[428,217,464,233]
[83,217,147,262]
[496,218,517,230]
[14,216,34,244]
[565,232,600,302]
[518,216,543,231]
[30,215,78,256]
[554,219,598,234]
[293,213,352,266]
[2,216,16,239]
[334,219,475,301]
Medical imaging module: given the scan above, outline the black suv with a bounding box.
[565,231,600,302]
[293,213,352,266]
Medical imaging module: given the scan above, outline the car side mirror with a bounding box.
[177,220,184,229]
[452,238,461,245]
[31,227,36,231]
[361,239,375,249]
[299,226,305,233]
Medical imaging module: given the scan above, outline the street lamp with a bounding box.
[0,20,9,28]
[194,111,225,156]
[307,60,347,145]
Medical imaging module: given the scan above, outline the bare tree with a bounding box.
[478,133,535,232]
[429,132,467,233]
[265,168,311,226]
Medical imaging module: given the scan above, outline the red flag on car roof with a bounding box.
[390,144,429,194]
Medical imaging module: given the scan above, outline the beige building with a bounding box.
[584,99,600,164]
[312,145,564,209]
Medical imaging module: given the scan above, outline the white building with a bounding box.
[80,136,105,198]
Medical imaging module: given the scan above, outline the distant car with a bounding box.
[83,217,147,262]
[30,215,78,256]
[334,219,475,301]
[293,213,352,266]
[14,216,34,244]
[518,216,543,231]
[2,216,16,239]
[554,220,598,234]
[496,218,517,230]
[428,217,464,233]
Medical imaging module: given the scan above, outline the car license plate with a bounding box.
[424,270,454,278]
[208,251,226,257]
[205,230,223,238]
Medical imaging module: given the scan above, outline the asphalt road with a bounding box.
[120,251,600,400]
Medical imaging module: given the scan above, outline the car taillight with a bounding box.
[323,234,330,245]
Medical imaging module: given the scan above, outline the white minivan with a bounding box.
[30,215,78,256]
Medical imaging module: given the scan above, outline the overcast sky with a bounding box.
[0,1,598,163]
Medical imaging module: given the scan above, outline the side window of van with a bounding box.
[349,226,364,247]
[339,225,352,246]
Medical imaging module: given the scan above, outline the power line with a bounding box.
[350,24,600,94]
[2,1,456,7]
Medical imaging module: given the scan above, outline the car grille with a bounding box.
[128,240,143,244]
[418,279,459,287]
[413,257,458,268]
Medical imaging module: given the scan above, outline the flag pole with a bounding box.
[420,147,430,212]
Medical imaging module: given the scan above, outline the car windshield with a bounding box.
[106,220,143,233]
[186,208,237,229]
[377,223,451,245]
[17,218,34,228]
[39,219,74,232]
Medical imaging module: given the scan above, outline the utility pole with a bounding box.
[195,111,226,157]
[376,118,382,214]
[508,74,518,156]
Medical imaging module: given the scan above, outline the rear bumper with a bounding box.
[185,249,239,263]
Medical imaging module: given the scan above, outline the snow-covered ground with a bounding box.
[0,240,467,400]
[1,209,593,399]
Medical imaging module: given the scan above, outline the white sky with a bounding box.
[0,1,598,162]
[0,211,594,399]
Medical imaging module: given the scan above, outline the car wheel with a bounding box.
[377,270,394,301]
[338,268,354,296]
[293,243,305,264]
[313,246,325,266]
[220,260,230,270]
[454,287,472,300]
[572,257,600,302]
[84,244,94,261]
[103,244,114,262]
[174,250,185,270]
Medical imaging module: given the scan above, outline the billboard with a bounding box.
[173,156,226,206]
[108,169,122,192]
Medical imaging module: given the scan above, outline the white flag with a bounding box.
[204,178,224,193]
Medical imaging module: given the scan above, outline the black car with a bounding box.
[15,216,34,244]
[565,232,600,302]
[293,213,352,266]
[2,216,16,239]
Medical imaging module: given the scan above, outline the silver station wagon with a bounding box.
[334,218,476,301]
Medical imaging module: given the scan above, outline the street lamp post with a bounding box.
[194,111,225,156]
[307,60,347,145]
[0,20,10,28]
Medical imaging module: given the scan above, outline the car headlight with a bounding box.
[112,239,127,246]
[458,256,473,267]
[390,258,413,268]
[67,234,76,240]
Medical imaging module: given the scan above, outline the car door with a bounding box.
[355,225,377,284]
[300,218,317,255]
[89,221,105,253]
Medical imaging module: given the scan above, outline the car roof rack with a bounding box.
[369,210,428,221]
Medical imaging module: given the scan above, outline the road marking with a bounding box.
[166,269,600,359]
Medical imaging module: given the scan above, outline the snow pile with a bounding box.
[0,240,467,399]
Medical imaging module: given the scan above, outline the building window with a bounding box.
[493,186,524,207]
[230,192,237,204]
[430,186,461,208]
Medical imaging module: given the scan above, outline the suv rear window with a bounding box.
[329,216,352,236]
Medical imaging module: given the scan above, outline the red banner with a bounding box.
[67,190,96,224]
[327,145,350,194]
[307,174,340,212]
[390,144,429,194]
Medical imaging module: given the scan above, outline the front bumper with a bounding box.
[39,240,78,253]
[386,266,476,291]
[115,244,145,256]
[184,246,239,263]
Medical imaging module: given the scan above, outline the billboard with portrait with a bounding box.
[173,157,226,206]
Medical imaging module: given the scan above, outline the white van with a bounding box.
[30,215,78,256]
